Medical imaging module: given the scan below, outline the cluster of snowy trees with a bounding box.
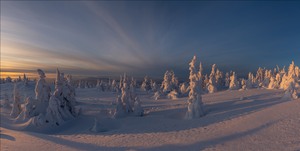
[113,73,144,118]
[0,74,29,85]
[8,69,79,127]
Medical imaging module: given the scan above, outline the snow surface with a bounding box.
[1,81,300,151]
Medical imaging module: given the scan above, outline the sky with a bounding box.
[1,1,300,79]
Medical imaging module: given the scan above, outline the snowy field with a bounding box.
[1,81,300,151]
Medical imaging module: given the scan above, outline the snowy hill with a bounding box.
[1,81,300,151]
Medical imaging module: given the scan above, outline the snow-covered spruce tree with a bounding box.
[141,76,151,92]
[262,70,272,88]
[282,82,298,100]
[225,72,230,88]
[62,74,77,116]
[151,81,159,92]
[23,73,28,86]
[268,76,277,89]
[10,83,22,118]
[35,69,51,114]
[121,82,133,113]
[111,79,117,92]
[198,62,205,90]
[185,56,205,119]
[96,80,105,92]
[280,61,298,90]
[5,76,12,83]
[44,69,75,126]
[215,69,223,89]
[240,79,247,90]
[179,82,189,96]
[256,67,265,85]
[66,74,76,97]
[206,64,217,93]
[167,90,179,100]
[129,78,137,105]
[229,72,239,90]
[153,91,162,100]
[203,74,209,92]
[246,72,254,89]
[133,96,144,116]
[16,96,35,121]
[113,95,125,118]
[161,70,172,93]
[107,78,112,91]
[84,81,89,89]
[170,71,179,90]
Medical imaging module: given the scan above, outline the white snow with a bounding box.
[1,80,300,151]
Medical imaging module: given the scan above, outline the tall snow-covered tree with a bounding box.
[185,56,205,119]
[44,69,76,126]
[207,64,217,93]
[133,97,144,116]
[225,72,230,88]
[10,83,21,118]
[113,95,125,118]
[161,70,172,93]
[229,72,239,90]
[141,76,151,92]
[121,82,132,113]
[35,69,51,114]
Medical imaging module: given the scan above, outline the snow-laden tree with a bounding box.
[167,90,179,100]
[96,80,105,91]
[44,69,75,126]
[179,82,189,96]
[215,69,223,89]
[141,76,151,92]
[113,95,125,118]
[121,82,133,113]
[207,64,217,93]
[170,71,179,90]
[208,64,217,91]
[268,76,277,89]
[229,72,239,90]
[129,79,137,107]
[246,72,254,89]
[106,78,112,91]
[185,56,205,119]
[66,75,76,97]
[17,97,35,121]
[151,81,159,92]
[10,83,21,118]
[119,75,123,89]
[161,70,172,93]
[2,93,10,108]
[133,97,144,116]
[203,74,209,92]
[35,69,51,114]
[225,72,230,88]
[240,79,247,90]
[282,82,298,100]
[280,61,298,90]
[111,79,118,92]
[153,91,162,100]
[262,70,272,88]
[62,74,77,116]
[23,73,28,86]
[5,76,12,83]
[256,67,264,84]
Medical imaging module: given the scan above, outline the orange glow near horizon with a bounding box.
[0,71,56,80]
